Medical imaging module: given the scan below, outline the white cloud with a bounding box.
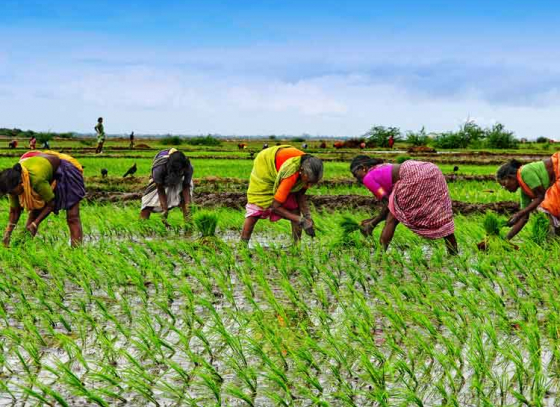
[2,39,560,138]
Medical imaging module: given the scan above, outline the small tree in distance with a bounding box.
[364,126,401,148]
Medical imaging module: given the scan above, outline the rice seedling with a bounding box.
[531,212,550,245]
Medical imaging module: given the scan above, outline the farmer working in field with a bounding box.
[241,145,323,243]
[95,117,105,154]
[497,156,560,239]
[140,148,194,226]
[350,155,457,254]
[0,151,86,247]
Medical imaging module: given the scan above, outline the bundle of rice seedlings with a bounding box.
[193,211,218,238]
[483,212,502,237]
[531,212,550,245]
[334,216,362,248]
[478,212,509,251]
[340,216,360,235]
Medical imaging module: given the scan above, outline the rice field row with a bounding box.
[0,204,557,406]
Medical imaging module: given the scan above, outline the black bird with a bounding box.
[101,168,108,178]
[123,163,137,178]
[453,166,459,173]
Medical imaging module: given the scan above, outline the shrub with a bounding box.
[36,132,53,144]
[406,127,429,146]
[433,121,486,149]
[433,132,468,149]
[161,135,183,146]
[364,126,401,148]
[292,137,306,143]
[485,123,518,149]
[185,135,221,146]
[396,155,411,164]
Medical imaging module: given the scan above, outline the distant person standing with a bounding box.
[8,140,18,149]
[129,131,135,149]
[388,134,395,149]
[95,117,105,154]
[41,139,50,149]
[29,136,37,150]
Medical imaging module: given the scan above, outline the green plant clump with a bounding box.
[340,216,360,235]
[185,135,222,146]
[483,212,503,237]
[531,212,550,245]
[194,211,219,237]
[396,155,411,164]
[161,135,183,146]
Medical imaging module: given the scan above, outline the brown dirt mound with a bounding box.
[85,191,519,215]
[408,146,437,153]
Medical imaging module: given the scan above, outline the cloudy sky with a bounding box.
[2,0,560,138]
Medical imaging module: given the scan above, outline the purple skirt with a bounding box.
[53,160,86,214]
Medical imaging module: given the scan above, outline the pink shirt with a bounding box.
[363,164,393,200]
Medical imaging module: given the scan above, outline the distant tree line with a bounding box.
[362,122,520,149]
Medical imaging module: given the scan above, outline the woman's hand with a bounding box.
[507,211,525,227]
[299,216,315,237]
[360,218,376,236]
[26,222,38,236]
[2,230,11,247]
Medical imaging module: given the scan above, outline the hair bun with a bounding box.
[12,163,22,172]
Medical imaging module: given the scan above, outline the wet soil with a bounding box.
[86,190,520,215]
[85,174,497,194]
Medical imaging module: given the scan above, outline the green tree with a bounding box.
[485,123,518,149]
[406,126,429,146]
[364,126,401,148]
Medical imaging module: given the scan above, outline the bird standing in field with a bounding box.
[101,168,108,178]
[123,163,137,178]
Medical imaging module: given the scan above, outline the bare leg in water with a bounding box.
[66,203,83,246]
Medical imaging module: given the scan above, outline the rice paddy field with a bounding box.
[0,138,559,406]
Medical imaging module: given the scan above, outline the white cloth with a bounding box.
[141,177,193,212]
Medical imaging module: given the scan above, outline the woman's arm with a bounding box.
[506,214,529,240]
[295,189,311,219]
[29,200,55,235]
[271,199,302,223]
[180,186,191,219]
[361,200,389,236]
[3,206,22,246]
[157,185,168,213]
[508,185,546,226]
[380,212,399,251]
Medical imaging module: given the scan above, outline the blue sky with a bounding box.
[2,0,560,137]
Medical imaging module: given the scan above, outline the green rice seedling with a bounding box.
[340,216,360,235]
[531,212,550,245]
[478,212,514,251]
[396,155,411,164]
[483,212,503,236]
[194,210,219,237]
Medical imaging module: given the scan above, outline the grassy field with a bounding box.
[0,140,557,406]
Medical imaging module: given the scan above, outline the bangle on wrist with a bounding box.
[8,222,16,227]
[31,222,37,229]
